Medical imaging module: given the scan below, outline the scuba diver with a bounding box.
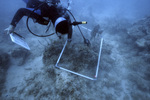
[4,0,72,41]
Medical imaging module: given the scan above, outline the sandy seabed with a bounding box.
[0,17,150,100]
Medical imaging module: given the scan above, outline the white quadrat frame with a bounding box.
[55,37,103,80]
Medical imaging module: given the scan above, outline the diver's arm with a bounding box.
[68,25,72,41]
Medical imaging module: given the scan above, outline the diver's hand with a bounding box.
[4,25,15,34]
[67,39,72,42]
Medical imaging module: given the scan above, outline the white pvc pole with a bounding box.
[55,38,103,80]
[56,40,68,65]
[80,26,92,32]
[95,38,103,78]
[55,65,96,80]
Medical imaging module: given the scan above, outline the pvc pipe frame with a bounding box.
[55,38,104,80]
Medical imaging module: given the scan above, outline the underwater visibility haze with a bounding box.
[0,0,150,99]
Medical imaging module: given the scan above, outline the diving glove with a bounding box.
[68,39,72,42]
[4,25,15,34]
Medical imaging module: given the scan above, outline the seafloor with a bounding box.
[0,15,150,100]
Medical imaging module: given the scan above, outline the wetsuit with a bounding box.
[10,0,72,39]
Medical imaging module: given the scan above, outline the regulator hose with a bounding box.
[26,2,55,37]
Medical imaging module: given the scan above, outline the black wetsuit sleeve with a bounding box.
[68,25,72,39]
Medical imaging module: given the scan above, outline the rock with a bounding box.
[0,52,10,97]
[136,38,146,48]
[127,26,146,39]
[0,52,10,70]
[11,48,31,66]
[9,87,17,93]
[43,41,63,66]
[90,24,103,40]
[127,16,150,51]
